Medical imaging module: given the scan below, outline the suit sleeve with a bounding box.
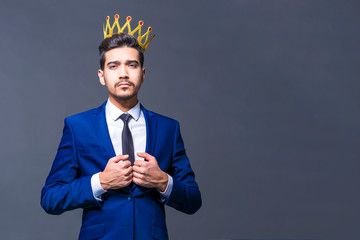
[41,118,101,215]
[164,122,202,214]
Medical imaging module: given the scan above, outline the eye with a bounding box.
[109,65,117,70]
[128,63,138,68]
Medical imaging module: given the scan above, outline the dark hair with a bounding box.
[98,33,144,70]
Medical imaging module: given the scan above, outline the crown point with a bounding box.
[115,14,119,19]
[127,16,132,21]
[149,27,152,32]
[139,21,144,26]
[106,16,109,20]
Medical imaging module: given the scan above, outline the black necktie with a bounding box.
[120,113,135,165]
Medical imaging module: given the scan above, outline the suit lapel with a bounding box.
[142,105,157,156]
[93,101,116,159]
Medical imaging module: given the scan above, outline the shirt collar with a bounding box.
[105,98,141,122]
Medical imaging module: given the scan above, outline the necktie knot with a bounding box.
[120,113,132,123]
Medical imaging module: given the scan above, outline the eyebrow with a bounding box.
[126,60,139,65]
[106,60,140,66]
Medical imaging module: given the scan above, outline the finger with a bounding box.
[134,160,147,167]
[121,167,132,175]
[119,160,132,168]
[133,174,148,187]
[133,165,145,174]
[123,179,132,187]
[133,171,141,178]
[124,172,133,180]
[110,154,129,163]
[132,177,141,186]
[137,152,156,162]
[132,165,140,173]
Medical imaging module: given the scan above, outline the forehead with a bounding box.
[104,47,140,63]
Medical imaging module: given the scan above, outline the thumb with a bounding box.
[110,154,129,163]
[137,152,156,162]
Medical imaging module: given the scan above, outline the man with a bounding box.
[41,15,201,240]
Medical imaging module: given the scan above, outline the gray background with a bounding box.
[0,0,359,239]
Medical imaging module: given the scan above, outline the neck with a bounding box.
[108,96,138,112]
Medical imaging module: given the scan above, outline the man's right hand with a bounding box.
[99,154,133,190]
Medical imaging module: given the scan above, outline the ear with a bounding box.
[98,69,105,86]
[141,68,146,83]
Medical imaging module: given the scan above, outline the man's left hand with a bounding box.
[133,152,168,192]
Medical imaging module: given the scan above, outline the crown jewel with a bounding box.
[103,14,155,51]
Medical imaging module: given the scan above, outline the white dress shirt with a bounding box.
[91,99,173,200]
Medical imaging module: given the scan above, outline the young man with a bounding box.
[41,17,201,240]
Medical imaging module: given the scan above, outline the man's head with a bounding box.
[99,33,144,70]
[98,33,146,107]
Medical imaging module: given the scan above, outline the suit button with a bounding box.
[128,195,132,201]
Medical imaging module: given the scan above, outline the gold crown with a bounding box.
[103,14,155,51]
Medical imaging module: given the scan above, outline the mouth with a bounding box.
[116,82,133,88]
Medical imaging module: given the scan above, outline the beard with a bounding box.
[109,80,139,101]
[110,91,137,101]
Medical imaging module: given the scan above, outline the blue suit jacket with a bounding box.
[41,102,201,240]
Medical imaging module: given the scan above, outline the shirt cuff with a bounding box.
[158,174,173,200]
[91,172,107,201]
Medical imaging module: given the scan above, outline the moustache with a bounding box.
[114,80,135,88]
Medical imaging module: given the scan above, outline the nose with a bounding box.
[118,64,128,79]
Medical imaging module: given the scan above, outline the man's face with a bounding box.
[98,47,145,103]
